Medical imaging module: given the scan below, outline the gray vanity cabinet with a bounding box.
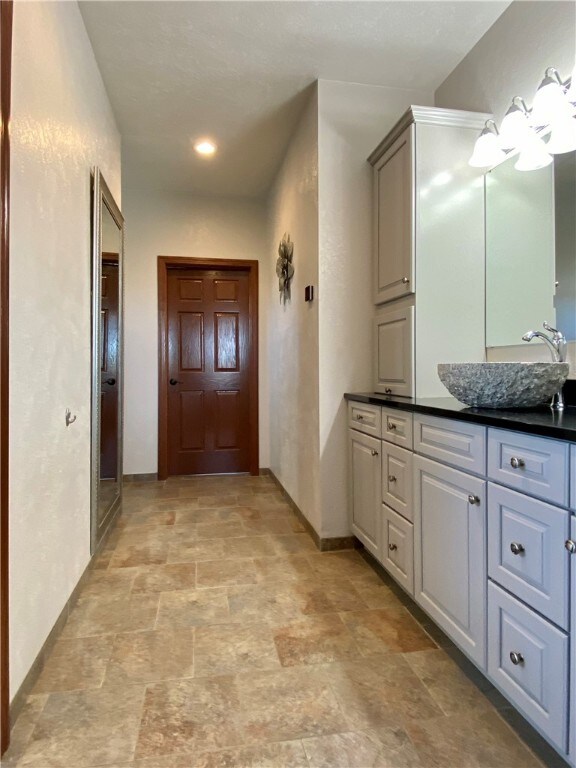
[414,454,487,668]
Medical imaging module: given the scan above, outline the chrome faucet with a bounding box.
[522,322,567,410]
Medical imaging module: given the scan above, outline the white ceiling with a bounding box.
[80,1,510,198]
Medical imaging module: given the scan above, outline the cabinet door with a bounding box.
[348,429,381,557]
[381,503,414,595]
[373,125,414,304]
[414,455,487,668]
[570,516,576,764]
[374,301,414,397]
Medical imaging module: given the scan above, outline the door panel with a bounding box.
[100,262,119,481]
[374,300,414,397]
[166,268,251,475]
[348,428,381,557]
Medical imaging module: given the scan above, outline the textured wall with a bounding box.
[9,1,120,697]
[317,80,433,538]
[266,90,321,532]
[122,188,269,475]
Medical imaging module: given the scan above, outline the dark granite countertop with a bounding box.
[344,392,576,442]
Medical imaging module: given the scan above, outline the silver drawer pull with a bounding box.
[565,540,576,554]
[468,494,480,505]
[388,475,397,483]
[510,542,525,556]
[510,457,525,469]
[401,277,410,284]
[371,449,379,457]
[355,414,364,421]
[510,651,524,666]
[387,421,397,431]
[389,543,398,551]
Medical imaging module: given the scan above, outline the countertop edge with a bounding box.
[344,393,576,442]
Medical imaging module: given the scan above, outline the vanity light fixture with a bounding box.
[469,120,506,167]
[468,64,576,170]
[193,138,217,156]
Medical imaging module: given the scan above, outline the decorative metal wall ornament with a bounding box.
[276,233,294,302]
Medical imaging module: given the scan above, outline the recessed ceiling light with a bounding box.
[193,139,217,156]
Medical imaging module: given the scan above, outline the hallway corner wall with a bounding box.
[266,87,321,535]
[121,189,270,476]
[9,1,121,699]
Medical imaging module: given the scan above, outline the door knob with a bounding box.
[565,540,576,554]
[384,388,392,394]
[388,543,398,551]
[401,277,410,284]
[468,494,480,505]
[105,378,116,386]
[510,457,525,469]
[371,449,379,457]
[387,421,397,431]
[169,378,180,386]
[510,542,525,555]
[509,651,524,666]
[388,475,397,483]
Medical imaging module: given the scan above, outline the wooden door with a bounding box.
[166,267,252,476]
[373,125,414,304]
[100,260,119,480]
[414,454,487,668]
[349,428,381,557]
[374,300,414,397]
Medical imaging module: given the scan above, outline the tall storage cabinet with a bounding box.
[369,107,490,398]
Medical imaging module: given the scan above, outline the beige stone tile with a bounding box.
[117,507,176,528]
[18,685,146,767]
[195,494,239,507]
[196,558,259,588]
[82,568,139,598]
[194,521,247,539]
[135,677,244,759]
[186,740,309,768]
[175,508,243,526]
[108,542,169,569]
[62,594,159,638]
[303,728,423,768]
[406,710,543,767]
[252,554,315,583]
[242,518,304,535]
[270,533,317,555]
[273,614,361,667]
[194,622,280,677]
[227,583,303,625]
[33,636,114,694]
[114,525,174,547]
[156,589,230,628]
[222,535,277,559]
[307,550,378,581]
[236,666,349,743]
[289,579,370,615]
[105,628,195,685]
[314,657,444,732]
[0,695,48,766]
[131,564,196,594]
[341,607,437,655]
[356,583,405,609]
[167,537,226,564]
[406,649,498,718]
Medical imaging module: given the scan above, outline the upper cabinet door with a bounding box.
[373,125,414,305]
[374,300,414,397]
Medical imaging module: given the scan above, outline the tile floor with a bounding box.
[3,474,546,767]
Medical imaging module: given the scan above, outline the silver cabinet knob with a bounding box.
[510,542,525,555]
[356,414,364,420]
[387,421,397,431]
[371,449,379,457]
[401,277,410,284]
[510,457,525,469]
[388,475,397,483]
[388,543,398,551]
[468,494,480,505]
[565,540,576,554]
[510,651,524,666]
[384,388,392,395]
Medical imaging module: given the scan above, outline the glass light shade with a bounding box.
[514,133,553,171]
[499,104,531,150]
[546,116,576,154]
[531,74,570,125]
[469,130,506,167]
[568,63,576,103]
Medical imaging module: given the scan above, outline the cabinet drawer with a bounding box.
[487,428,568,507]
[414,414,486,475]
[382,442,413,522]
[348,401,382,438]
[382,407,413,449]
[488,582,568,753]
[488,484,569,629]
[380,504,414,595]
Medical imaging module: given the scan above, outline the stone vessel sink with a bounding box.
[437,362,570,409]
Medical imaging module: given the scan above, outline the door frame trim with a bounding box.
[157,256,259,480]
[0,0,13,754]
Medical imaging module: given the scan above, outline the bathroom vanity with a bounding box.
[346,392,576,764]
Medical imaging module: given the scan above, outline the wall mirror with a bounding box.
[485,149,576,363]
[91,168,124,553]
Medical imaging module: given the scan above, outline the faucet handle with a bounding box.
[543,321,565,340]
